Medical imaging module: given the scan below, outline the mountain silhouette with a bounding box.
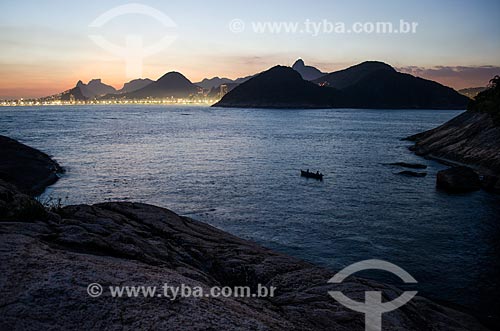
[77,79,117,99]
[195,77,234,90]
[313,61,394,88]
[117,78,153,94]
[338,68,470,109]
[213,66,338,108]
[214,62,469,109]
[292,59,325,81]
[59,86,87,101]
[195,75,254,90]
[118,72,200,99]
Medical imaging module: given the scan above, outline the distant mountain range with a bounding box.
[52,79,115,101]
[118,78,154,94]
[194,75,253,90]
[76,79,116,99]
[195,77,234,90]
[45,78,154,101]
[48,74,198,101]
[103,72,201,99]
[42,58,471,109]
[48,72,249,101]
[214,61,470,109]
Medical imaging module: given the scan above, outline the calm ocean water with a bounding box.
[1,105,499,318]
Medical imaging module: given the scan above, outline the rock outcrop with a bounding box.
[0,180,489,330]
[0,135,63,195]
[436,166,481,193]
[481,175,500,193]
[407,111,500,175]
[407,76,500,181]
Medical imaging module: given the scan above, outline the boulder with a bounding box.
[436,166,481,193]
[481,175,500,194]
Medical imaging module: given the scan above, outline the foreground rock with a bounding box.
[0,180,488,331]
[0,135,63,195]
[0,137,490,330]
[436,166,482,193]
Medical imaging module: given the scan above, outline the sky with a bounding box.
[0,0,499,99]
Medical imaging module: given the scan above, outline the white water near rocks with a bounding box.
[1,105,499,319]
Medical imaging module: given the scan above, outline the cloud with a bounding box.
[397,65,500,90]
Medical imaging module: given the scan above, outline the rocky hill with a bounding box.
[314,61,394,89]
[338,67,470,109]
[213,66,338,108]
[0,135,63,195]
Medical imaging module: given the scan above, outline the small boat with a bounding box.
[301,170,323,180]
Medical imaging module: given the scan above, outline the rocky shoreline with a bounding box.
[0,135,64,195]
[406,111,500,176]
[406,77,500,193]
[0,136,490,330]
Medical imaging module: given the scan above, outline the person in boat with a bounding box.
[316,171,320,175]
[307,169,309,173]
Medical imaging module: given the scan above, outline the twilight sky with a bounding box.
[0,0,499,99]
